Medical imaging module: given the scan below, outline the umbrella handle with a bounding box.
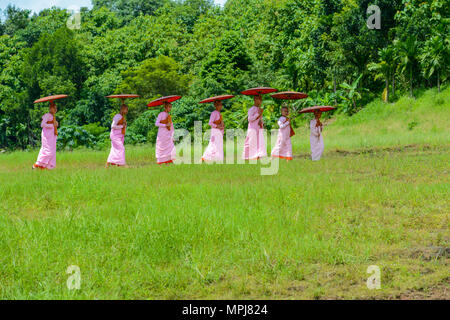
[53,117,58,136]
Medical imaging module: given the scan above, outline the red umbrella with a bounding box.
[271,92,308,138]
[271,91,308,100]
[299,106,335,114]
[147,95,182,107]
[34,95,67,136]
[106,94,140,104]
[34,95,68,104]
[241,87,278,96]
[199,95,235,104]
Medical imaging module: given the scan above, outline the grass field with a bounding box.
[0,87,449,299]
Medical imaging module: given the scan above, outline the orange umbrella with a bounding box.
[271,91,308,100]
[299,106,335,113]
[147,95,182,107]
[34,94,68,104]
[34,95,68,136]
[106,94,140,104]
[199,95,235,104]
[271,92,308,138]
[241,87,278,96]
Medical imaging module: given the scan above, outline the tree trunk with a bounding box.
[437,70,440,93]
[410,67,413,98]
[392,74,395,97]
[385,78,389,103]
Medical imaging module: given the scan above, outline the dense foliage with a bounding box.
[0,0,448,150]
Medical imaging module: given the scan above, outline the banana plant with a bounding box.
[368,47,395,102]
[339,74,365,115]
[420,34,449,93]
[395,37,419,98]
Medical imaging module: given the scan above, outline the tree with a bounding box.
[18,27,86,147]
[92,0,167,18]
[166,0,215,32]
[395,36,419,98]
[17,8,70,48]
[80,6,123,37]
[181,14,226,75]
[368,47,395,102]
[2,5,30,37]
[22,27,85,99]
[339,74,365,115]
[199,31,252,95]
[115,56,191,120]
[420,34,449,93]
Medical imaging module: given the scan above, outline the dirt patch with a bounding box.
[396,281,449,300]
[409,247,449,261]
[380,246,450,261]
[333,144,433,157]
[293,144,444,159]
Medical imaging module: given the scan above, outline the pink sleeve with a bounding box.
[310,120,320,136]
[248,107,260,122]
[41,114,54,129]
[155,112,167,128]
[111,114,123,130]
[209,111,220,128]
[278,116,289,129]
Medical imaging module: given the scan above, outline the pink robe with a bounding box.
[202,110,224,162]
[310,119,324,161]
[107,114,126,166]
[155,111,176,164]
[242,106,267,160]
[271,116,293,160]
[35,113,57,169]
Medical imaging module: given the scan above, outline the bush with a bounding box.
[57,125,97,150]
[82,122,109,137]
[124,130,146,145]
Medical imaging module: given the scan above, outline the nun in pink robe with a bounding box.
[202,101,224,162]
[271,107,293,161]
[243,95,267,160]
[106,104,128,167]
[33,103,58,170]
[310,111,324,161]
[155,102,176,164]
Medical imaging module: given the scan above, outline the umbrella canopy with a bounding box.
[106,94,140,100]
[199,95,235,104]
[106,94,140,104]
[271,91,308,100]
[147,95,182,107]
[299,106,335,114]
[34,95,68,104]
[241,87,278,96]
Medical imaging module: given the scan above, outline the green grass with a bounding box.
[0,87,449,299]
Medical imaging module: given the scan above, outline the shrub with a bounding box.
[82,122,108,137]
[57,125,97,150]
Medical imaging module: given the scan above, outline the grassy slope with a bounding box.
[0,87,448,299]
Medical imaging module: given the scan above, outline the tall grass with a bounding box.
[0,87,448,299]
